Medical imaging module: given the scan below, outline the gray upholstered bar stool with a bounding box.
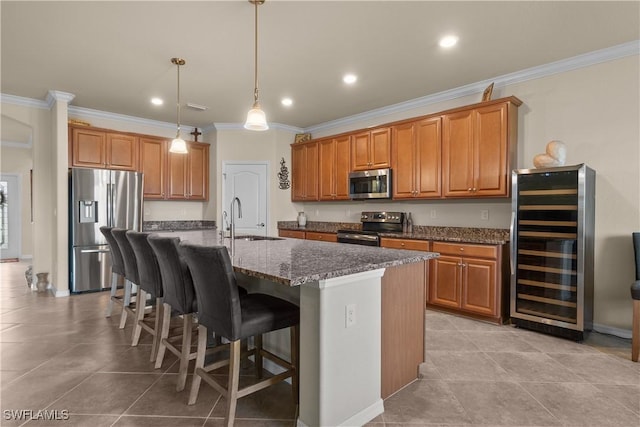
[99,226,135,328]
[180,242,299,426]
[631,232,639,362]
[126,230,164,363]
[148,234,199,390]
[111,228,140,330]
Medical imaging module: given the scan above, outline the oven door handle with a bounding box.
[338,233,379,242]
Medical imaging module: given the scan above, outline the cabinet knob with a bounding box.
[472,188,477,192]
[401,242,405,247]
[468,187,473,192]
[460,247,464,251]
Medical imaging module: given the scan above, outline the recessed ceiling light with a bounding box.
[343,74,357,84]
[151,97,163,106]
[439,35,459,48]
[281,97,293,107]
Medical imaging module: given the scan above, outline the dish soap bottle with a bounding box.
[407,212,413,234]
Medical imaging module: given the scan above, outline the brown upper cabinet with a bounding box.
[351,127,391,171]
[291,141,319,201]
[442,97,521,198]
[70,126,138,171]
[167,142,209,201]
[139,136,167,200]
[392,117,442,199]
[319,135,351,201]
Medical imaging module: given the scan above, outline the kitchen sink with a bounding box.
[234,235,284,241]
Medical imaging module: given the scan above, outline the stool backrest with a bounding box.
[148,235,196,314]
[179,243,242,341]
[633,232,640,281]
[126,231,163,298]
[99,226,125,276]
[112,228,139,285]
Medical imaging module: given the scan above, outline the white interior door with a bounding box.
[0,174,22,260]
[222,162,269,236]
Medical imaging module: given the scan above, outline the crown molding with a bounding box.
[46,90,75,107]
[305,40,640,135]
[67,105,195,134]
[0,93,49,109]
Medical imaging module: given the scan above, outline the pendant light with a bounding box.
[244,0,268,131]
[169,57,188,153]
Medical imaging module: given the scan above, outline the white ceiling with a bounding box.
[1,1,639,131]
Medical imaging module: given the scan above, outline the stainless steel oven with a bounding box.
[349,168,392,199]
[337,211,404,246]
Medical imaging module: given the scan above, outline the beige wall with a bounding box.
[0,146,33,257]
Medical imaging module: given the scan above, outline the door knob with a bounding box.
[257,223,265,227]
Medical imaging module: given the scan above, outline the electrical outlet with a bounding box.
[346,304,356,328]
[430,209,437,219]
[480,209,489,221]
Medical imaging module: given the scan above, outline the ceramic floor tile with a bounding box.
[462,330,541,352]
[487,351,586,383]
[423,312,458,331]
[0,367,91,413]
[23,414,119,426]
[114,415,208,426]
[446,314,506,332]
[514,328,600,354]
[37,343,132,372]
[427,351,513,381]
[98,345,175,373]
[417,355,442,380]
[205,419,295,427]
[48,372,161,415]
[447,380,561,426]
[125,374,218,417]
[382,379,471,424]
[593,384,640,414]
[521,382,640,426]
[424,330,480,352]
[549,352,640,385]
[209,380,296,421]
[1,341,71,371]
[0,370,27,385]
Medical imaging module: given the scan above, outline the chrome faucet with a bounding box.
[229,197,242,255]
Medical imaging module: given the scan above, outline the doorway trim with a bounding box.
[0,173,22,260]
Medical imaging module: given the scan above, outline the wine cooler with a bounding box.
[510,164,595,341]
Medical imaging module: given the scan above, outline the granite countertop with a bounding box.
[277,221,509,245]
[143,220,216,232]
[153,229,436,287]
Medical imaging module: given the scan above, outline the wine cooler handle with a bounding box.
[509,211,516,275]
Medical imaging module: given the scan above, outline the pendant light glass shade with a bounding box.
[244,101,268,131]
[169,57,188,153]
[244,0,268,131]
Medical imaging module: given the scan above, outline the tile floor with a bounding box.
[1,260,639,426]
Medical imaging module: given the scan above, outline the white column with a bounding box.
[298,269,385,427]
[47,90,75,297]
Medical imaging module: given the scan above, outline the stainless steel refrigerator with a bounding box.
[69,168,143,293]
[510,164,595,341]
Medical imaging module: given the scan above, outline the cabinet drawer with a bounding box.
[432,241,497,259]
[278,229,305,239]
[380,238,429,251]
[305,231,337,242]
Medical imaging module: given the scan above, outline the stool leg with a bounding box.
[155,302,172,369]
[225,340,241,427]
[255,334,263,379]
[105,272,118,317]
[150,297,163,362]
[177,313,193,392]
[633,299,639,362]
[132,289,147,346]
[291,325,300,404]
[188,324,208,405]
[119,280,133,329]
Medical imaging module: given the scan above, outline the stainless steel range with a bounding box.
[336,211,404,246]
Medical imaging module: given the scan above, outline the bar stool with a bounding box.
[180,242,299,426]
[126,231,164,363]
[99,226,135,328]
[148,234,199,390]
[111,228,140,330]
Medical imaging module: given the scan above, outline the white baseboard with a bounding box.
[593,323,632,339]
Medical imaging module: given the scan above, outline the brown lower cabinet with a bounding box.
[304,231,337,242]
[428,241,509,323]
[278,229,305,239]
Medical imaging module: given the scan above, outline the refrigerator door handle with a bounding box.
[105,183,112,226]
[110,183,116,226]
[509,211,516,275]
[80,249,111,254]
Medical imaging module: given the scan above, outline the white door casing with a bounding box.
[222,162,269,237]
[0,174,22,259]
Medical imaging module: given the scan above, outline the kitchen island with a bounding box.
[156,230,437,427]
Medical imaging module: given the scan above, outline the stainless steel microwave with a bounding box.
[349,168,392,199]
